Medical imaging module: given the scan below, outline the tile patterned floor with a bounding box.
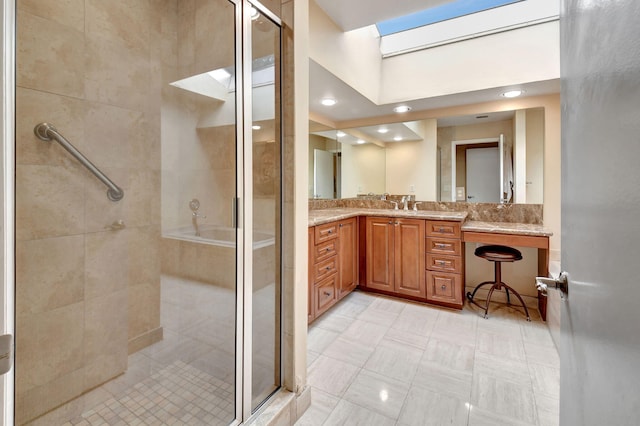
[63,361,233,426]
[297,290,560,426]
[27,277,242,426]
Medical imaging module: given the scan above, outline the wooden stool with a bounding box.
[466,245,531,321]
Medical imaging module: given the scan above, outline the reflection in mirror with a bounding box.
[309,107,544,204]
[437,107,544,204]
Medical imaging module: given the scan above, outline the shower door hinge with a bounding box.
[0,334,13,375]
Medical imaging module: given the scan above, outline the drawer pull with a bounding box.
[323,291,331,297]
[438,261,446,266]
[441,285,447,290]
[437,244,447,249]
[438,227,445,232]
[326,248,330,252]
[325,266,331,271]
[327,229,332,234]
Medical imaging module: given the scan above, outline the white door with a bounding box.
[314,149,334,199]
[561,0,640,423]
[466,147,500,202]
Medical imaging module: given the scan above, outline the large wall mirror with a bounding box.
[309,107,544,204]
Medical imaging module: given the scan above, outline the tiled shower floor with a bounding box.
[27,276,247,426]
[64,361,233,426]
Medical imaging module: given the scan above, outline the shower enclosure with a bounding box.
[9,0,284,424]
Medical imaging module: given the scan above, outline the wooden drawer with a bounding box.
[315,274,338,316]
[314,239,338,263]
[426,237,462,256]
[313,256,338,283]
[426,271,463,306]
[426,253,462,274]
[425,221,461,239]
[315,222,339,244]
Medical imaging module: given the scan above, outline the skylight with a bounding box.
[376,0,523,36]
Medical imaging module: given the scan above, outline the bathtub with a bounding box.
[164,225,275,249]
[161,225,276,289]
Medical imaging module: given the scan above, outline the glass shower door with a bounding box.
[13,0,242,424]
[248,4,282,412]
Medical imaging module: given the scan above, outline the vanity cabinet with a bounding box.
[365,217,426,298]
[308,217,358,322]
[425,220,464,308]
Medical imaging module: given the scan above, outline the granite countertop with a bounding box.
[308,208,553,238]
[308,208,468,227]
[461,220,553,237]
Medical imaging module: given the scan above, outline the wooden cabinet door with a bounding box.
[394,219,426,298]
[315,274,339,317]
[366,217,394,292]
[308,227,314,323]
[426,270,462,306]
[338,217,358,297]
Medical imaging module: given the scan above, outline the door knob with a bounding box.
[536,271,569,299]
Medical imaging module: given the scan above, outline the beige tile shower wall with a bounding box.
[161,0,236,233]
[14,1,162,423]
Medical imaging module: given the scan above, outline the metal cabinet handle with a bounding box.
[437,244,446,249]
[323,291,331,297]
[441,285,447,290]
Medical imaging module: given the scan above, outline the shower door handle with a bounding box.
[0,334,13,375]
[232,197,238,229]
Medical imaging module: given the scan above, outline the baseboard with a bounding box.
[128,326,163,355]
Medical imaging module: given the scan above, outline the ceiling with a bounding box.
[308,0,560,139]
[313,0,454,32]
[309,59,560,126]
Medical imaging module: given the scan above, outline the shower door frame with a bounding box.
[239,0,284,420]
[0,0,284,423]
[1,0,15,425]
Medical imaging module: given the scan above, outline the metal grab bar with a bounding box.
[34,123,124,202]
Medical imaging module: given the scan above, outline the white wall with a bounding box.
[526,108,544,204]
[385,119,438,200]
[514,110,527,203]
[309,0,382,104]
[379,22,560,103]
[341,143,386,197]
[309,0,560,105]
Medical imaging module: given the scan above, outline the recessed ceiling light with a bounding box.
[502,90,523,98]
[393,105,411,113]
[252,125,261,130]
[321,98,337,106]
[356,139,366,144]
[394,136,403,141]
[378,128,389,134]
[336,131,346,137]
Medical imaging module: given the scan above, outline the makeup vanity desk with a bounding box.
[461,221,553,319]
[461,221,553,277]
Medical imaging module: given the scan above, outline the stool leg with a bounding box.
[501,283,531,321]
[467,281,494,301]
[484,284,499,319]
[504,285,511,304]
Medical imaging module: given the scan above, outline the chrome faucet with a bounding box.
[401,196,409,211]
[189,199,206,236]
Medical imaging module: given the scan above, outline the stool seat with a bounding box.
[474,245,522,262]
[467,245,530,321]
